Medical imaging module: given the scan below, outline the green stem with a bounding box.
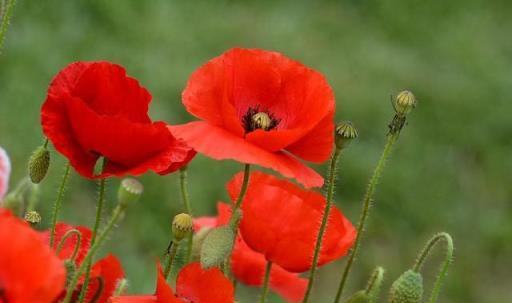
[179,167,194,264]
[233,164,251,212]
[259,261,273,303]
[334,133,399,303]
[0,0,15,53]
[49,163,71,247]
[55,228,82,261]
[164,241,179,280]
[412,232,454,303]
[62,204,126,303]
[303,148,342,303]
[78,175,107,303]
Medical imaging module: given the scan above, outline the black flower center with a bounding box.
[242,106,280,133]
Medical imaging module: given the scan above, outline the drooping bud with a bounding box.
[345,290,369,303]
[200,225,235,269]
[28,145,50,184]
[117,178,143,208]
[24,210,41,225]
[388,270,423,303]
[335,121,358,150]
[394,90,417,116]
[172,213,193,242]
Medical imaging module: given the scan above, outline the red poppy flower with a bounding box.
[170,48,335,188]
[0,147,10,200]
[40,223,124,303]
[109,262,234,303]
[0,209,66,303]
[194,203,307,303]
[41,61,195,179]
[227,171,356,273]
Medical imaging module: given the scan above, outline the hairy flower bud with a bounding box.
[28,145,50,184]
[335,121,358,150]
[24,210,41,225]
[389,270,423,303]
[172,213,193,242]
[394,90,417,116]
[117,178,143,208]
[200,226,235,269]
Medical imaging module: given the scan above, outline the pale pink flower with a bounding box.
[0,146,11,200]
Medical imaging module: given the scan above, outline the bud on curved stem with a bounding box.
[55,228,83,262]
[412,232,454,303]
[365,266,385,302]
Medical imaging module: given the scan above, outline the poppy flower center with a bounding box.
[242,107,280,133]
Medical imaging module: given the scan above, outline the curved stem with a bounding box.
[259,261,273,303]
[334,133,399,303]
[179,167,194,264]
[233,164,251,212]
[49,162,71,247]
[78,167,107,303]
[303,148,342,303]
[164,241,179,280]
[62,204,126,303]
[55,228,82,261]
[412,232,454,303]
[0,0,15,53]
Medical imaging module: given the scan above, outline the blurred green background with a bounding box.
[1,0,511,302]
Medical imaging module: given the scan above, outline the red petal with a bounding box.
[176,263,234,303]
[0,210,66,302]
[109,296,157,303]
[229,172,356,272]
[85,254,125,303]
[170,122,323,188]
[155,262,180,303]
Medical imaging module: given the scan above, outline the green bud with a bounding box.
[191,226,213,262]
[28,145,50,184]
[200,225,234,269]
[394,90,417,116]
[389,270,423,303]
[172,213,193,242]
[117,178,143,207]
[64,260,76,287]
[24,210,41,225]
[345,290,369,303]
[335,121,358,150]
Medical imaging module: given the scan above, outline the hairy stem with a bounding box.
[259,261,273,303]
[49,163,71,247]
[179,167,194,264]
[302,148,342,303]
[334,132,399,303]
[164,241,179,280]
[55,228,82,261]
[0,0,16,53]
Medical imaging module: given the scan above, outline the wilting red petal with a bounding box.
[170,122,323,188]
[42,61,195,179]
[85,254,125,303]
[228,171,356,272]
[178,48,335,188]
[0,147,10,200]
[0,209,66,303]
[176,263,234,303]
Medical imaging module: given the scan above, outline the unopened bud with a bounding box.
[394,90,417,116]
[335,121,358,150]
[118,178,143,207]
[24,210,41,225]
[389,270,423,303]
[28,145,50,184]
[200,226,234,269]
[172,213,193,242]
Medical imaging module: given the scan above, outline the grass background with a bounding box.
[1,0,511,302]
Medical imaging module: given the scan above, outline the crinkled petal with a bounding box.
[176,263,234,303]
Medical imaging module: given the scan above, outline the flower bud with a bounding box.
[191,226,213,262]
[335,121,358,150]
[117,178,143,208]
[24,210,41,225]
[172,213,193,242]
[28,145,50,184]
[394,90,416,116]
[200,225,235,269]
[345,290,369,303]
[389,270,423,303]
